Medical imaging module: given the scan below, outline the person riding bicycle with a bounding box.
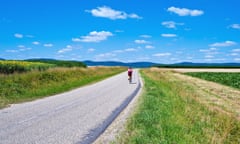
[128,67,133,82]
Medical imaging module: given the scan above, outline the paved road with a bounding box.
[0,70,141,144]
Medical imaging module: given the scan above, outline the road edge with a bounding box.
[92,70,143,144]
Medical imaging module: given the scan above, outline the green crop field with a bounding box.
[0,60,55,74]
[185,72,240,89]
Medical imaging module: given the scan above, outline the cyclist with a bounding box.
[128,67,133,83]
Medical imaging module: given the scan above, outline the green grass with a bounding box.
[118,69,240,144]
[0,67,126,108]
[185,72,240,89]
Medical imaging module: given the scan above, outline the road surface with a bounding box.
[0,70,141,144]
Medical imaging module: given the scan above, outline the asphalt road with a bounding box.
[0,70,141,144]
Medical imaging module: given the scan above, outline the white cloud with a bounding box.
[96,52,116,58]
[145,45,155,49]
[14,33,23,38]
[19,47,31,51]
[32,41,40,45]
[153,53,171,57]
[234,58,240,61]
[113,50,124,53]
[161,34,177,37]
[72,38,81,42]
[44,43,53,47]
[58,45,73,53]
[230,24,240,29]
[167,6,204,16]
[199,48,218,53]
[230,53,239,56]
[6,46,31,53]
[205,55,214,58]
[72,31,113,43]
[18,45,25,48]
[209,41,237,47]
[6,50,18,53]
[88,48,95,52]
[125,48,138,52]
[140,35,152,38]
[162,21,184,29]
[134,39,150,44]
[232,49,240,52]
[86,6,142,20]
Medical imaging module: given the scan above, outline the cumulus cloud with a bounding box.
[32,41,40,45]
[58,45,73,53]
[234,58,240,61]
[209,41,237,47]
[232,49,240,52]
[86,6,142,20]
[88,48,95,53]
[161,34,177,37]
[95,52,116,58]
[44,43,53,47]
[72,31,113,43]
[134,39,150,44]
[162,21,184,29]
[14,33,23,38]
[145,45,155,49]
[125,48,138,52]
[153,53,171,57]
[229,24,240,29]
[140,35,152,38]
[199,47,218,53]
[167,6,204,16]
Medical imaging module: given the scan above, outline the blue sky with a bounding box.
[0,0,240,63]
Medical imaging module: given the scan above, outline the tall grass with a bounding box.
[118,69,240,143]
[0,67,126,108]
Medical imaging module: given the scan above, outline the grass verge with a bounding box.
[0,67,126,108]
[118,68,240,144]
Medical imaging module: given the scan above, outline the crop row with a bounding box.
[185,72,240,89]
[0,60,55,74]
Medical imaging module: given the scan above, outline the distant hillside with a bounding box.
[156,62,240,68]
[83,60,157,68]
[0,58,5,60]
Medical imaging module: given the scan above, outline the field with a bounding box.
[185,72,240,90]
[0,60,55,74]
[118,68,240,143]
[0,60,126,108]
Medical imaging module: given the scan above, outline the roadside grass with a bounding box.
[0,67,126,108]
[185,72,240,90]
[118,68,240,144]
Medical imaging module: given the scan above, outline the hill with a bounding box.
[83,60,157,68]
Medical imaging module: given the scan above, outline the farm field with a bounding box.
[161,68,240,73]
[0,60,126,108]
[185,72,240,90]
[118,68,240,144]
